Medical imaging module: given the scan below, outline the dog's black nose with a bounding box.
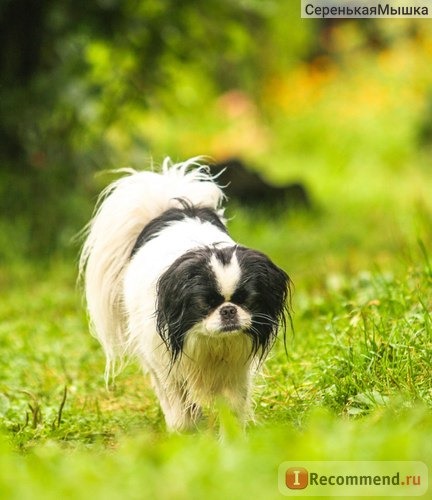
[220,305,237,319]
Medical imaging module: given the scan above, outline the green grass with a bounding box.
[0,175,431,498]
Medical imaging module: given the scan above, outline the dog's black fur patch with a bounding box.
[131,199,228,257]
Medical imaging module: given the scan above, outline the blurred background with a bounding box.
[1,1,432,265]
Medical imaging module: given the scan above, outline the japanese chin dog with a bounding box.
[79,157,291,431]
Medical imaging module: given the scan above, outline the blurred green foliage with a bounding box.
[0,0,310,256]
[0,5,431,260]
[0,406,431,499]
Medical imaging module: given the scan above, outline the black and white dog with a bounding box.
[79,158,291,430]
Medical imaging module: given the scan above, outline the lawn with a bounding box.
[0,163,431,499]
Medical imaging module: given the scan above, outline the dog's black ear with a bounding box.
[156,252,199,361]
[236,246,291,315]
[155,249,216,361]
[235,247,291,357]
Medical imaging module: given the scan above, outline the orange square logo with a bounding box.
[285,467,308,490]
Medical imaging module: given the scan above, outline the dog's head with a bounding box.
[156,245,291,361]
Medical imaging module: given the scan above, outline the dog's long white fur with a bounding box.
[79,157,225,379]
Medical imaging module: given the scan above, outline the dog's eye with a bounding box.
[207,292,224,309]
[231,288,247,305]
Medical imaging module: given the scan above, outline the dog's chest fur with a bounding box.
[176,333,253,404]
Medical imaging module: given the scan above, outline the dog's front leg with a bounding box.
[149,371,201,431]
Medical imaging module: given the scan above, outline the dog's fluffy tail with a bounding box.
[78,157,224,377]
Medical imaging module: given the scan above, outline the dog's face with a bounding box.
[156,245,290,361]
